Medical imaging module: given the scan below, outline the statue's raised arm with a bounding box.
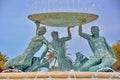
[61,27,72,41]
[79,18,91,40]
[35,21,40,34]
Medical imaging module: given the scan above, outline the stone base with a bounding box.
[0,72,120,80]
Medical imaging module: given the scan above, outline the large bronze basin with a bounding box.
[28,12,98,27]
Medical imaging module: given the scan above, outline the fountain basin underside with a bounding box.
[0,72,120,80]
[28,12,98,27]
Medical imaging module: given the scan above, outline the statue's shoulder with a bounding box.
[99,36,106,40]
[87,35,92,40]
[32,36,42,41]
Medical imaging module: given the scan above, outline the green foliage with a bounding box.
[0,52,8,72]
[112,40,120,71]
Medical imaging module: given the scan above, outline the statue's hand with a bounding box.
[68,26,74,29]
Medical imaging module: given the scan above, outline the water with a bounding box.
[91,67,120,80]
[34,71,52,80]
[1,0,118,79]
[30,0,82,12]
[68,70,76,80]
[0,73,10,80]
[1,70,120,80]
[34,70,77,80]
[21,72,29,80]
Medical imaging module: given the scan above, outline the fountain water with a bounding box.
[68,70,76,80]
[30,0,82,12]
[34,71,52,80]
[2,0,120,80]
[91,67,120,80]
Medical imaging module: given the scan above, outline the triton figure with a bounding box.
[5,22,50,71]
[78,19,116,72]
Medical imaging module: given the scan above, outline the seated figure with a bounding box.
[78,20,116,72]
[5,25,49,71]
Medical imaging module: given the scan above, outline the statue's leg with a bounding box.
[73,63,81,71]
[24,57,41,72]
[60,57,73,71]
[40,58,50,68]
[89,56,116,72]
[78,57,101,71]
[5,55,31,71]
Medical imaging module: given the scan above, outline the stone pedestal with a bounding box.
[0,72,120,80]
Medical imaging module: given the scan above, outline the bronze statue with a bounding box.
[73,52,88,71]
[5,22,49,71]
[50,27,73,71]
[78,20,116,71]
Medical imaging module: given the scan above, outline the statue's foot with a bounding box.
[89,66,113,72]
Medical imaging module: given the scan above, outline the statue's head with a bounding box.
[76,52,84,58]
[51,31,58,40]
[37,26,46,35]
[91,26,100,36]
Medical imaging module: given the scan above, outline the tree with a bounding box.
[112,40,120,71]
[0,52,8,72]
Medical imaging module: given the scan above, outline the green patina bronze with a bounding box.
[28,12,98,27]
[78,23,116,72]
[4,12,116,72]
[50,27,73,71]
[73,52,88,71]
[5,22,50,71]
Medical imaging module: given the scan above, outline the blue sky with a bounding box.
[0,0,120,60]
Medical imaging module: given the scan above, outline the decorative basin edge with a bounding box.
[0,72,120,80]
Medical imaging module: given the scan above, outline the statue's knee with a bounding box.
[101,59,114,67]
[89,65,102,72]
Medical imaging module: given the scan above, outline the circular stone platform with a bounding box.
[28,12,98,27]
[0,72,120,80]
